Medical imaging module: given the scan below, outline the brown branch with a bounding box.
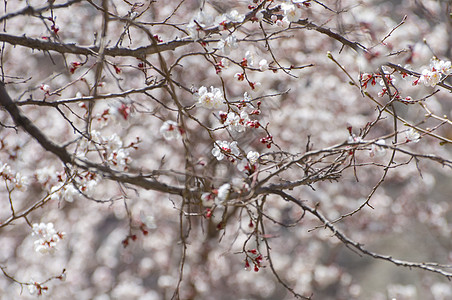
[0,82,72,163]
[0,0,82,23]
[0,33,193,57]
[0,82,185,196]
[273,191,452,279]
[16,81,166,107]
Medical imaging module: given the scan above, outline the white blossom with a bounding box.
[224,111,250,132]
[369,139,386,158]
[280,3,302,23]
[276,18,290,28]
[419,69,441,87]
[432,58,451,75]
[216,183,230,204]
[62,184,80,202]
[259,59,269,71]
[186,10,214,40]
[28,282,38,295]
[418,58,451,87]
[32,222,65,254]
[35,166,57,186]
[247,151,260,164]
[201,192,215,207]
[212,140,240,161]
[245,51,255,67]
[405,128,420,143]
[140,211,157,229]
[225,10,245,23]
[160,120,182,140]
[195,86,224,109]
[250,81,262,92]
[220,58,230,69]
[217,34,238,55]
[256,10,265,22]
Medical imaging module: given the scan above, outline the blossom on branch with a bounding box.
[405,128,420,143]
[212,140,240,161]
[195,86,224,109]
[160,120,182,140]
[31,223,65,255]
[280,3,302,23]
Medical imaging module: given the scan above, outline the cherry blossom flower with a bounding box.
[40,84,50,94]
[405,128,420,143]
[249,81,262,92]
[432,58,451,75]
[245,51,255,67]
[62,183,80,202]
[216,183,231,204]
[35,166,57,187]
[256,10,265,22]
[419,69,441,87]
[231,178,250,192]
[217,34,238,55]
[280,3,302,23]
[201,192,215,207]
[0,163,28,191]
[225,10,245,23]
[186,10,214,40]
[220,58,229,69]
[195,86,224,109]
[140,211,157,230]
[31,222,65,254]
[212,140,240,161]
[224,111,250,132]
[160,120,182,140]
[259,59,269,71]
[246,150,260,164]
[418,58,451,87]
[369,140,386,158]
[28,281,48,296]
[275,18,290,28]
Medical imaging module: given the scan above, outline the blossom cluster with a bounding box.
[31,223,65,254]
[83,130,133,170]
[212,140,240,161]
[194,86,224,109]
[417,58,451,87]
[160,120,183,141]
[0,162,28,191]
[201,179,250,209]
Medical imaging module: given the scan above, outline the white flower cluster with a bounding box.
[31,222,65,254]
[195,86,224,109]
[201,183,230,207]
[201,180,250,208]
[160,120,182,141]
[237,150,260,172]
[216,183,230,205]
[187,9,244,41]
[217,34,238,55]
[36,166,96,203]
[50,182,82,203]
[212,140,240,161]
[89,130,131,170]
[369,139,386,158]
[418,58,451,87]
[404,128,421,143]
[280,2,302,23]
[211,139,260,172]
[186,11,214,40]
[0,162,29,191]
[221,110,250,133]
